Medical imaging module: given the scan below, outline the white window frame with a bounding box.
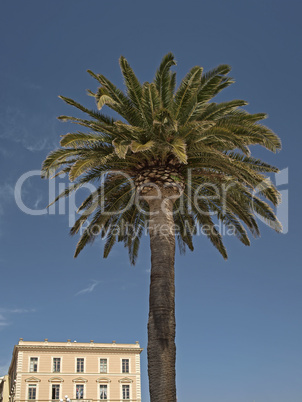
[99,384,108,400]
[99,358,108,373]
[121,384,131,401]
[121,358,130,374]
[74,383,85,400]
[50,384,61,401]
[96,379,111,401]
[27,384,37,400]
[52,357,62,373]
[29,357,39,373]
[75,357,85,373]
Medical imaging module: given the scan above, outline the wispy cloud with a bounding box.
[0,314,9,327]
[0,106,59,153]
[0,308,36,329]
[0,314,9,328]
[0,308,36,314]
[26,138,50,152]
[75,280,100,296]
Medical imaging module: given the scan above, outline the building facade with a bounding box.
[0,375,10,402]
[7,339,143,402]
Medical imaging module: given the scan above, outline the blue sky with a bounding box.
[0,1,302,401]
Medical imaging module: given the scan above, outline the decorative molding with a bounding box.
[15,351,23,399]
[16,345,143,354]
[24,377,41,383]
[72,377,88,383]
[96,377,111,383]
[48,377,64,383]
[135,353,141,399]
[118,377,133,383]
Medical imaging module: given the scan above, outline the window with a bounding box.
[100,385,107,400]
[53,358,61,373]
[76,358,84,373]
[122,385,130,400]
[29,358,38,372]
[76,384,84,400]
[122,359,129,373]
[100,359,107,373]
[51,384,60,400]
[28,385,36,400]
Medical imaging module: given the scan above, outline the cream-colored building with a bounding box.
[0,375,10,402]
[8,339,143,402]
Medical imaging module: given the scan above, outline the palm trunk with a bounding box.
[147,196,177,402]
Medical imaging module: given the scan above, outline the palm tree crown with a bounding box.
[42,52,281,263]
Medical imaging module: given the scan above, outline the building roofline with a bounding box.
[14,345,143,354]
[18,339,141,348]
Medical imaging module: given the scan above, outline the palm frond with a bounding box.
[198,64,233,103]
[59,96,115,125]
[170,138,187,164]
[173,66,203,121]
[60,132,112,148]
[119,56,149,127]
[91,72,144,126]
[154,52,177,109]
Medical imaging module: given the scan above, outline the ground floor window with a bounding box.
[52,384,60,400]
[76,384,84,399]
[122,385,130,400]
[28,385,36,400]
[100,384,107,400]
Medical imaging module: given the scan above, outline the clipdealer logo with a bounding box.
[14,168,289,235]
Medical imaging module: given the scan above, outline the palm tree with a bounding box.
[42,53,281,402]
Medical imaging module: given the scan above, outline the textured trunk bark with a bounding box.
[147,195,177,402]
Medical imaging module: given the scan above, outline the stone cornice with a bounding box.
[15,345,143,354]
